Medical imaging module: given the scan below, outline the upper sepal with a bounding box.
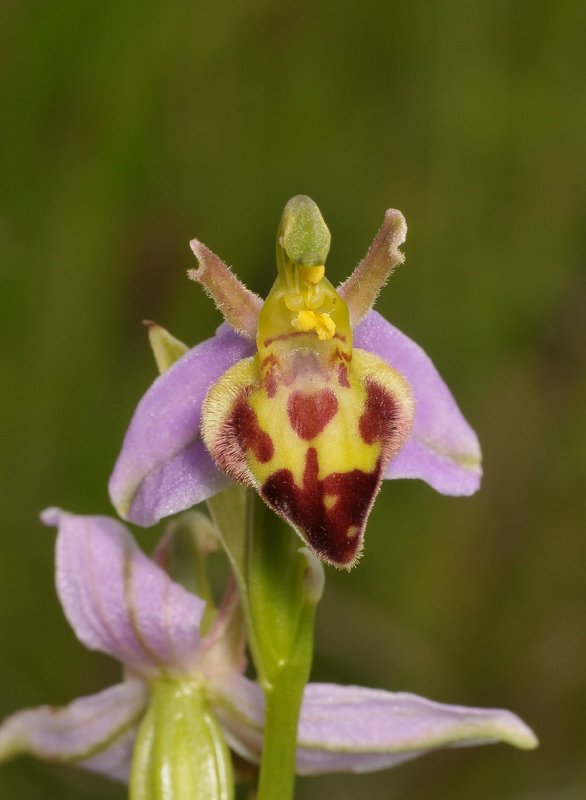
[210,676,537,775]
[0,681,147,782]
[42,508,207,676]
[109,323,255,526]
[354,311,482,495]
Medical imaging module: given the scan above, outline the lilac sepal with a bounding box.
[211,676,537,775]
[42,508,206,676]
[1,512,537,782]
[109,324,254,526]
[0,681,146,782]
[354,311,482,495]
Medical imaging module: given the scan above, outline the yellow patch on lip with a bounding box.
[202,345,414,567]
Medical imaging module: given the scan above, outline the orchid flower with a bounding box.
[0,510,536,793]
[109,196,481,567]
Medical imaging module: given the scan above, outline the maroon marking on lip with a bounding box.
[264,372,278,398]
[333,347,352,363]
[336,363,350,388]
[262,447,380,566]
[287,389,338,440]
[260,354,277,369]
[359,379,400,445]
[231,399,274,463]
[261,354,279,398]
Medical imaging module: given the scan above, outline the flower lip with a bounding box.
[201,345,415,568]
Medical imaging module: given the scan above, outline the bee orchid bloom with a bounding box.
[0,511,536,785]
[109,197,481,567]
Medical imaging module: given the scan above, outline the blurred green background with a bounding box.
[1,1,585,798]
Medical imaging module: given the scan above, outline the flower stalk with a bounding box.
[208,487,322,800]
[248,495,321,800]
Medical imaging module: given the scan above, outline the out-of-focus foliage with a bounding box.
[1,1,585,798]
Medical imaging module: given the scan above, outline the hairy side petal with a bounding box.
[188,239,262,339]
[338,209,407,326]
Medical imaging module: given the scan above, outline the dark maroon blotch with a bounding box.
[287,389,338,440]
[231,400,274,463]
[359,379,400,445]
[261,354,279,398]
[262,447,380,566]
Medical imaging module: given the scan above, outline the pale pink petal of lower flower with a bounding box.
[0,681,146,782]
[42,509,206,675]
[109,323,254,526]
[354,311,482,495]
[211,676,536,774]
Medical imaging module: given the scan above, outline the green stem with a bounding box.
[247,496,319,800]
[208,487,323,800]
[256,668,307,800]
[256,598,316,800]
